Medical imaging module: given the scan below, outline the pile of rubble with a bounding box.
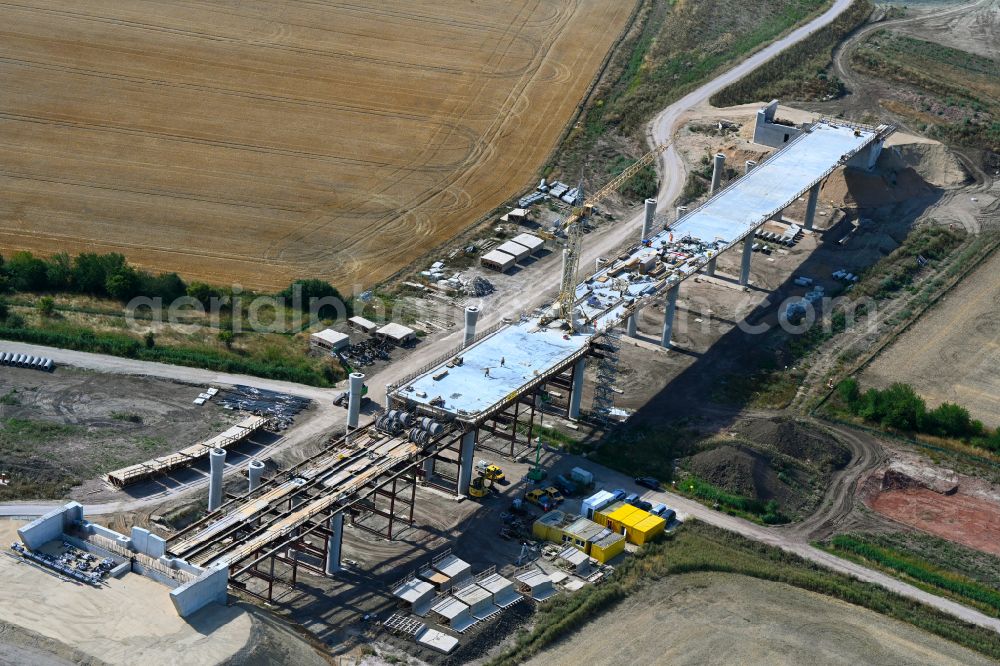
[464,276,495,297]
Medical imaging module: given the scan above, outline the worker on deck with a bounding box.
[500,356,506,367]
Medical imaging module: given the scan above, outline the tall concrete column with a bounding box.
[626,313,637,337]
[325,513,344,575]
[661,284,679,348]
[710,153,726,194]
[347,372,365,429]
[745,160,757,175]
[568,356,586,420]
[457,430,477,496]
[422,456,434,481]
[804,181,820,231]
[641,198,657,239]
[705,256,717,277]
[463,306,479,347]
[675,206,687,223]
[248,459,265,492]
[740,237,754,286]
[208,448,226,512]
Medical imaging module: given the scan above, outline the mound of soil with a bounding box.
[687,445,793,507]
[735,417,850,472]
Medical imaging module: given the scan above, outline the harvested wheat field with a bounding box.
[525,572,994,666]
[862,247,1000,428]
[0,0,634,290]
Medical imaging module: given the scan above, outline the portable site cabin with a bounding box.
[376,322,416,346]
[593,501,667,546]
[432,553,472,587]
[532,511,625,563]
[480,249,516,273]
[581,490,615,520]
[347,315,378,334]
[309,328,350,352]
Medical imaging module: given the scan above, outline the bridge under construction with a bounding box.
[15,105,894,618]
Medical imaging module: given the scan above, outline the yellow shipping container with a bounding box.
[590,532,626,563]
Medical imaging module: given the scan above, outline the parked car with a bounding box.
[624,492,639,504]
[629,499,653,512]
[543,486,565,504]
[611,489,627,501]
[634,476,660,490]
[650,503,667,516]
[525,489,555,511]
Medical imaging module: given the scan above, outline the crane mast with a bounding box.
[548,143,669,326]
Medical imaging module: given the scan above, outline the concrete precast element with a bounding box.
[641,198,657,239]
[325,513,344,575]
[348,372,365,429]
[457,431,477,496]
[463,306,479,347]
[248,459,265,492]
[740,236,754,286]
[661,284,679,348]
[745,160,757,174]
[626,313,637,337]
[675,206,687,222]
[568,357,586,420]
[804,181,820,230]
[208,448,226,513]
[711,153,726,194]
[17,502,84,550]
[169,564,229,618]
[705,255,718,277]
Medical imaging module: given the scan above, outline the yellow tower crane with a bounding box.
[541,143,669,327]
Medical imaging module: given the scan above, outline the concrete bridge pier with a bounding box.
[626,313,637,337]
[325,513,344,575]
[705,255,717,277]
[464,306,479,347]
[711,153,726,194]
[348,372,365,430]
[457,431,477,496]
[568,356,586,420]
[641,198,657,239]
[208,448,226,513]
[804,181,820,230]
[740,236,754,286]
[248,459,265,493]
[660,284,679,348]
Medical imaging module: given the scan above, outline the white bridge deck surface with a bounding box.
[393,121,889,422]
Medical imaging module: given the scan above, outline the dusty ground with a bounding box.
[0,520,253,666]
[524,572,994,666]
[0,365,242,500]
[861,246,1000,428]
[0,0,634,291]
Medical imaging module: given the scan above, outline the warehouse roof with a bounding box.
[309,328,349,348]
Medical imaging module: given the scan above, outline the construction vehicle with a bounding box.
[540,143,669,329]
[475,460,505,482]
[553,474,576,496]
[469,473,491,499]
[526,436,546,482]
[543,486,565,504]
[525,489,555,511]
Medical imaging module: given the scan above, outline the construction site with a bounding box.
[2,0,1000,664]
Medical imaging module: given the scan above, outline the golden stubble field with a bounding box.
[0,0,633,291]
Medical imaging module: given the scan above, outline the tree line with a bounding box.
[837,378,1000,452]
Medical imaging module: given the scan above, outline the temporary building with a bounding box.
[309,328,350,352]
[511,232,545,256]
[495,240,531,263]
[376,322,416,345]
[432,553,472,586]
[594,502,666,546]
[515,569,557,601]
[475,572,522,609]
[581,490,615,519]
[452,581,500,620]
[480,249,516,273]
[348,315,378,334]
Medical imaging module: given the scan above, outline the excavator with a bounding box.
[539,143,668,329]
